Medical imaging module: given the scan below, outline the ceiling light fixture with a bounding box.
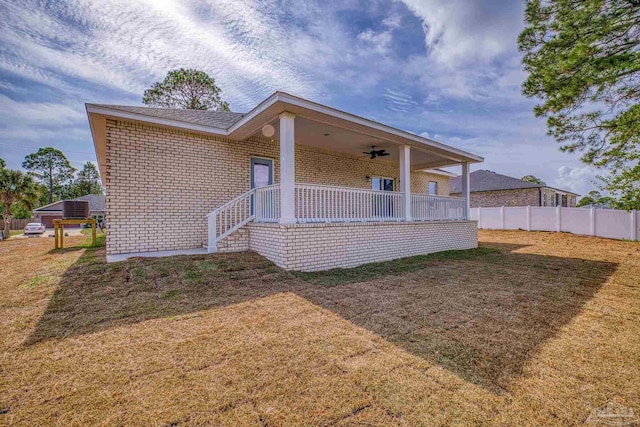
[262,124,275,137]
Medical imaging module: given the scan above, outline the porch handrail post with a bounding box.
[207,213,217,253]
[399,144,411,221]
[462,162,470,220]
[279,112,296,224]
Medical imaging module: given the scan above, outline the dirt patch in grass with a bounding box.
[1,230,639,425]
[293,247,501,286]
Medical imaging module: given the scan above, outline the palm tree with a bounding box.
[0,169,38,238]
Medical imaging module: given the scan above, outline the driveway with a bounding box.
[10,228,85,239]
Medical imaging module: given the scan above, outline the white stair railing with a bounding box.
[411,194,465,220]
[207,189,255,252]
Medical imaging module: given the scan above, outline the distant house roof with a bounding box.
[74,194,106,212]
[450,170,541,193]
[450,170,579,196]
[33,194,106,213]
[86,104,245,129]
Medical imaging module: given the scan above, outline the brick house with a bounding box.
[449,170,578,208]
[86,92,482,271]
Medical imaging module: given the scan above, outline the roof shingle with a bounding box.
[450,170,542,193]
[87,104,245,129]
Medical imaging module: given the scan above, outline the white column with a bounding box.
[399,144,411,221]
[279,112,296,224]
[461,162,470,220]
[630,210,637,241]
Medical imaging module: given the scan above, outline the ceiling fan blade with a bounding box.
[379,152,390,156]
[363,151,372,155]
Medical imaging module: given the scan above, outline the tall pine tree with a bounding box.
[519,0,640,209]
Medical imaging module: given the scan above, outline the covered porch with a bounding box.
[208,94,481,261]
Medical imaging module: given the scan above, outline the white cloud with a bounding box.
[357,29,393,53]
[0,0,358,109]
[0,95,85,126]
[553,165,600,195]
[400,0,524,68]
[382,14,402,29]
[0,0,594,190]
[382,88,418,112]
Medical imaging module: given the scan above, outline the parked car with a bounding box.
[24,223,46,235]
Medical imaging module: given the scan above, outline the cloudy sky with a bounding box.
[0,0,600,195]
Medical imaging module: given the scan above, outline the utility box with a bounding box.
[62,200,89,219]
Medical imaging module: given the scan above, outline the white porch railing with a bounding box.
[254,184,280,223]
[294,183,405,222]
[411,193,465,220]
[208,183,467,251]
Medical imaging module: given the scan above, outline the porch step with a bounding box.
[205,226,250,253]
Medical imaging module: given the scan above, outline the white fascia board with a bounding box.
[421,169,458,177]
[227,93,282,133]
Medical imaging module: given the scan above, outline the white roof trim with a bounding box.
[421,168,458,177]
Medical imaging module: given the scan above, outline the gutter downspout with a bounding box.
[539,188,543,207]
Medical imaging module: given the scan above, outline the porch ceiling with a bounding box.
[229,92,482,170]
[249,116,452,170]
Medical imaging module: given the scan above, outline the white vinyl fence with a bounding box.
[471,206,639,241]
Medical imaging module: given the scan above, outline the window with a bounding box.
[372,177,394,191]
[251,158,273,189]
[428,181,438,195]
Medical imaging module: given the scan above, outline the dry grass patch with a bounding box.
[1,230,639,425]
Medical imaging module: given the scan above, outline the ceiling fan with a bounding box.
[362,146,390,159]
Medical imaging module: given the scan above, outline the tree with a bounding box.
[0,169,38,237]
[22,147,76,204]
[519,0,640,209]
[521,175,546,185]
[0,158,5,169]
[64,162,103,198]
[597,170,640,210]
[576,190,618,208]
[143,68,230,111]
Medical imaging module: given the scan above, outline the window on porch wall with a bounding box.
[371,177,395,219]
[428,181,437,195]
[371,177,394,191]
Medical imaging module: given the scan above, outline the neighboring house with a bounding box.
[86,92,483,271]
[450,170,578,208]
[33,194,106,227]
